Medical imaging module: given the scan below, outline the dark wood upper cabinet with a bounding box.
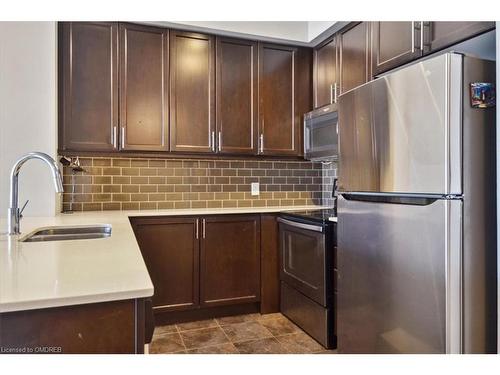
[259,44,300,156]
[338,22,371,94]
[59,22,118,152]
[169,31,215,153]
[425,22,495,53]
[313,36,337,108]
[295,47,313,157]
[215,37,258,155]
[372,22,423,76]
[130,216,200,312]
[119,23,169,152]
[200,215,261,307]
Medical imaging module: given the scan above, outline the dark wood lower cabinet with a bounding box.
[0,299,148,354]
[131,216,200,312]
[200,215,261,307]
[131,214,271,323]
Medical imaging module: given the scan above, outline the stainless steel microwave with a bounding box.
[303,104,338,161]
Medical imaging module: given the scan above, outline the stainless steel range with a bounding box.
[278,209,337,348]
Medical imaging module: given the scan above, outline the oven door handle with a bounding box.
[277,217,324,233]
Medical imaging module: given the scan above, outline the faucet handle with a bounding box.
[19,199,29,218]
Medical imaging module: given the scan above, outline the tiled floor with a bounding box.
[149,312,337,354]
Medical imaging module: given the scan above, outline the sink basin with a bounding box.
[20,224,112,242]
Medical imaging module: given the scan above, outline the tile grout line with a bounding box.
[215,318,240,353]
[174,324,189,352]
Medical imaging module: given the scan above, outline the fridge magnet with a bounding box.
[470,82,495,108]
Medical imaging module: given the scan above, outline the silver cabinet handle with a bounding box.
[195,219,199,239]
[211,131,215,152]
[421,21,428,51]
[259,134,264,154]
[333,82,338,104]
[202,218,206,239]
[411,21,416,53]
[412,21,423,52]
[218,131,222,152]
[121,126,126,149]
[112,126,117,149]
[330,84,334,104]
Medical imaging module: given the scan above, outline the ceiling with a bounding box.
[146,21,347,46]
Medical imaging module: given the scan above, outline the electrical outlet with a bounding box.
[251,182,260,196]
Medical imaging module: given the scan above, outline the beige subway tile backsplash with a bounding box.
[60,156,327,212]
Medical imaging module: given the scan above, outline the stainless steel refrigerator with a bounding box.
[337,52,497,354]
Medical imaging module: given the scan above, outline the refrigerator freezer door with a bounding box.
[338,53,462,195]
[337,195,462,353]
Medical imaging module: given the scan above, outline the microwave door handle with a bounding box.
[304,121,310,153]
[277,217,324,233]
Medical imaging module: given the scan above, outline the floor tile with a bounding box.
[216,313,260,325]
[187,343,239,354]
[180,327,230,349]
[221,321,273,343]
[150,332,185,354]
[234,337,288,354]
[176,319,218,331]
[276,332,325,353]
[259,316,300,337]
[153,324,177,337]
[256,312,283,321]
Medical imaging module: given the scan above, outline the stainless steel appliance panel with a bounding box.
[281,281,331,348]
[338,53,462,195]
[304,104,338,161]
[278,218,327,306]
[461,56,497,353]
[337,195,462,353]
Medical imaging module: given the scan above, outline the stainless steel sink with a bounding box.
[20,224,112,242]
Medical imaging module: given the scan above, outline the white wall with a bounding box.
[307,21,336,41]
[170,21,309,41]
[0,21,58,220]
[157,21,338,44]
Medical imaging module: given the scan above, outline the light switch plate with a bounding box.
[251,182,260,196]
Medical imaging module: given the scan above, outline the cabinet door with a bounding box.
[119,23,169,151]
[216,37,258,154]
[131,217,200,312]
[425,22,495,53]
[313,36,337,108]
[59,22,118,152]
[169,31,215,153]
[259,44,299,156]
[339,22,371,94]
[372,22,423,75]
[295,47,313,157]
[200,215,261,307]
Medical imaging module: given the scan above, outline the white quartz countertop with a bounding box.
[0,205,327,313]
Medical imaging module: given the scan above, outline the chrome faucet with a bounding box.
[8,152,64,235]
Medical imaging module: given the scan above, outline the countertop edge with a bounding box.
[1,205,329,313]
[0,287,154,313]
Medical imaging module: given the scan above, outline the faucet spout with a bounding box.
[8,152,64,235]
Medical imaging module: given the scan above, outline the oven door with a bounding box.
[304,105,338,161]
[278,217,327,306]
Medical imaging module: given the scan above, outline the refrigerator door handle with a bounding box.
[341,193,441,206]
